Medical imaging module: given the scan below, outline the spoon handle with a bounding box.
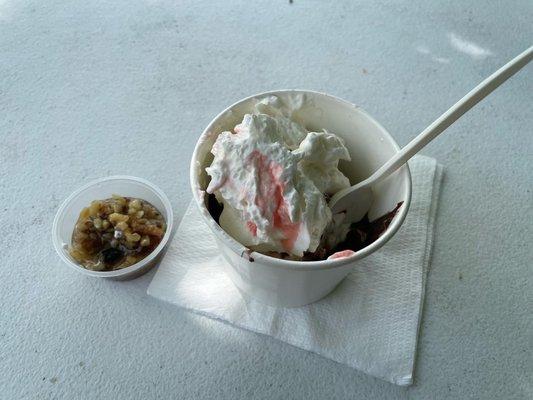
[366,45,533,187]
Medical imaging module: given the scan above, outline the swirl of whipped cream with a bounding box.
[206,96,351,257]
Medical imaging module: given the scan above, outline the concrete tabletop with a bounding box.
[1,1,531,399]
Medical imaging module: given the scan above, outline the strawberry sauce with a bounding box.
[248,150,301,251]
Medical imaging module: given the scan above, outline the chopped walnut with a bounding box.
[69,195,166,271]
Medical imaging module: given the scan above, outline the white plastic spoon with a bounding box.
[329,45,533,223]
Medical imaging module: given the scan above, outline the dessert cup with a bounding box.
[190,90,411,307]
[52,176,174,280]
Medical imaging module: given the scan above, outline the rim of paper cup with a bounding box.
[190,89,412,271]
[52,175,174,278]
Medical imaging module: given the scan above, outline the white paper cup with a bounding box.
[52,176,174,280]
[190,90,411,307]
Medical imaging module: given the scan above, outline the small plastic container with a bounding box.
[52,176,174,280]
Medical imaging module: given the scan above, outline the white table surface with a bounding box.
[1,1,531,399]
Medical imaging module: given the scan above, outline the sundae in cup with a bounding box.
[205,95,402,261]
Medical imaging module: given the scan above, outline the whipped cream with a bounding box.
[206,95,351,257]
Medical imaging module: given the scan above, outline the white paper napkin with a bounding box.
[148,155,443,386]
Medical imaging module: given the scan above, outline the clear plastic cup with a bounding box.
[52,176,174,280]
